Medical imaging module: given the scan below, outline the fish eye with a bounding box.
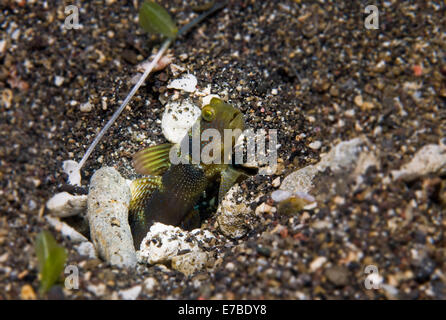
[202,106,216,122]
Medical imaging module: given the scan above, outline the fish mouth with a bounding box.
[229,111,244,130]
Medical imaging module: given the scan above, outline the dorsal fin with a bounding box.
[132,143,174,176]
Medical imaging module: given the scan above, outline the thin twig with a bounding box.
[78,39,171,169]
[177,1,227,37]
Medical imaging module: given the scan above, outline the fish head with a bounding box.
[199,97,244,139]
[196,98,245,166]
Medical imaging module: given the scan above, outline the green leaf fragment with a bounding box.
[35,230,67,294]
[139,1,178,39]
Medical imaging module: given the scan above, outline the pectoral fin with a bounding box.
[129,176,162,223]
[218,166,249,202]
[133,143,174,176]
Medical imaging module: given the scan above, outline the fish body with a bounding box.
[129,98,249,246]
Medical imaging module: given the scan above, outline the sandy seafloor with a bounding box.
[0,0,445,299]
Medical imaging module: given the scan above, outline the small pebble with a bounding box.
[46,192,87,218]
[144,277,158,292]
[354,95,363,107]
[309,256,327,272]
[119,285,142,300]
[361,101,374,110]
[62,160,81,186]
[80,102,93,113]
[391,143,446,181]
[20,285,36,300]
[272,177,281,187]
[325,266,350,286]
[167,74,197,93]
[54,76,64,87]
[309,141,322,150]
[87,283,106,297]
[161,97,201,144]
[271,190,293,202]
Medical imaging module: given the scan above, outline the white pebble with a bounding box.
[271,190,292,202]
[309,256,327,272]
[54,76,64,87]
[119,285,142,300]
[80,102,93,113]
[271,177,281,187]
[63,160,81,186]
[138,223,214,275]
[391,143,446,181]
[309,141,322,150]
[226,262,235,271]
[161,98,201,144]
[138,223,214,264]
[11,29,20,41]
[87,283,106,297]
[46,192,87,217]
[144,277,158,292]
[167,74,197,93]
[382,284,398,297]
[271,189,315,204]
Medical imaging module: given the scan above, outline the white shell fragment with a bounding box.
[309,256,327,272]
[391,143,446,181]
[271,190,293,202]
[161,98,201,143]
[271,190,316,203]
[167,74,197,93]
[309,140,322,150]
[46,192,87,217]
[281,136,379,194]
[119,285,142,300]
[138,223,215,276]
[63,160,82,186]
[79,102,93,113]
[87,167,136,268]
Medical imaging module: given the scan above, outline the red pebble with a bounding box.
[280,227,288,238]
[413,65,423,77]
